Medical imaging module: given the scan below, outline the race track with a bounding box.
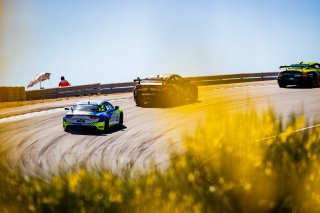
[0,81,320,178]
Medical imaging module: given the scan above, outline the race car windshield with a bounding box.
[73,104,99,112]
[289,64,310,68]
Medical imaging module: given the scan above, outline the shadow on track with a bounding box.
[66,125,127,136]
[137,100,201,109]
[281,85,319,89]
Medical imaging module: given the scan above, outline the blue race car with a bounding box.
[63,100,123,132]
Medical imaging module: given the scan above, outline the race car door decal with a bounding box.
[110,112,120,124]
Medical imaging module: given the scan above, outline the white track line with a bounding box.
[259,123,320,142]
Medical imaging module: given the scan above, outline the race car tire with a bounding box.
[312,75,320,88]
[168,91,178,106]
[103,119,110,133]
[135,96,144,107]
[190,86,198,101]
[278,83,286,88]
[175,92,181,104]
[64,126,70,132]
[119,113,123,126]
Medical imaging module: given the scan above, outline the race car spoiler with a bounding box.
[279,65,291,70]
[134,77,166,83]
[134,77,141,83]
[279,64,309,69]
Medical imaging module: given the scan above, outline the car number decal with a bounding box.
[110,113,120,124]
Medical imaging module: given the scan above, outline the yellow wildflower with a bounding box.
[188,173,195,184]
[169,191,177,202]
[68,172,80,193]
[265,168,272,176]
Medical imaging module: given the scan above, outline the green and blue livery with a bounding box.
[63,100,123,132]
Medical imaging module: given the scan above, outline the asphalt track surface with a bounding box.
[0,81,320,178]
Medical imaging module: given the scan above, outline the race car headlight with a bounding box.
[278,73,282,77]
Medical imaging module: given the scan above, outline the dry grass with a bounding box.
[0,99,69,110]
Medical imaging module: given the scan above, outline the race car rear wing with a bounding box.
[134,77,166,84]
[279,64,309,70]
[134,77,141,83]
[279,65,292,71]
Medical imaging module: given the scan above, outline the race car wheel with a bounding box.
[175,93,181,104]
[168,91,178,106]
[278,83,286,88]
[312,75,320,87]
[119,113,123,126]
[190,86,198,101]
[135,96,144,106]
[103,119,109,133]
[64,126,70,132]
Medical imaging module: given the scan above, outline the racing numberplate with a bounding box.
[289,78,295,81]
[77,119,85,123]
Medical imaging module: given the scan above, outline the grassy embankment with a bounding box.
[0,101,320,212]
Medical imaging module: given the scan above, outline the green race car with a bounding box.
[278,61,320,88]
[63,100,123,133]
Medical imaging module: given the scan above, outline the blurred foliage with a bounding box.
[1,103,320,212]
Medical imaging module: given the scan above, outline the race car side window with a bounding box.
[315,64,320,69]
[106,103,114,111]
[175,75,185,85]
[99,105,107,112]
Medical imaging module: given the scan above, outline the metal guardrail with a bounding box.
[26,83,101,100]
[185,72,279,85]
[100,82,134,94]
[22,72,279,100]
